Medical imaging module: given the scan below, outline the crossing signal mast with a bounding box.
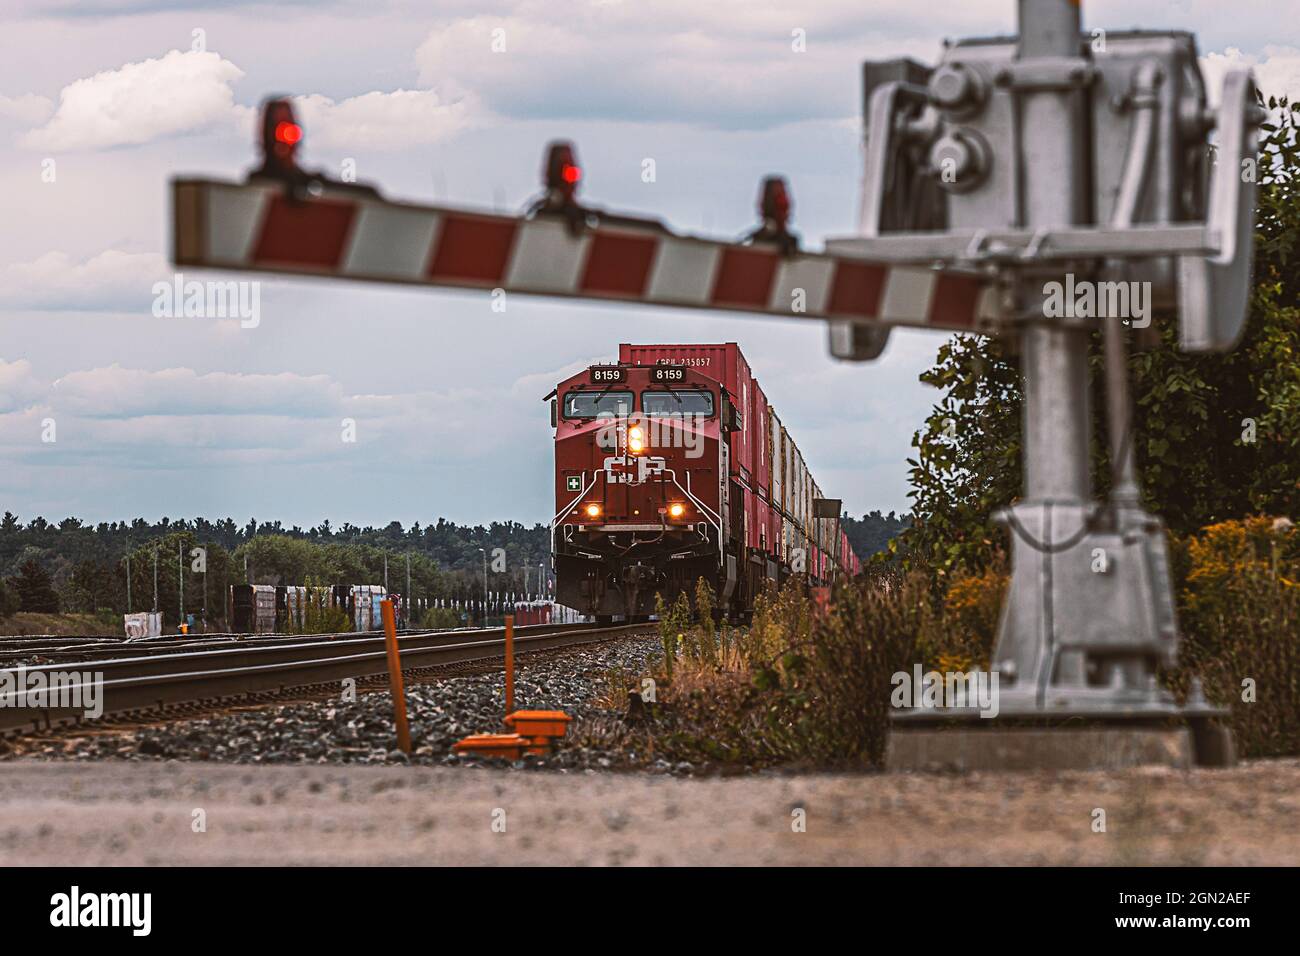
[172,0,1258,751]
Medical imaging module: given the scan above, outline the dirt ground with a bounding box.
[0,758,1295,865]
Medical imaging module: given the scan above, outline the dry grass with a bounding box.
[0,612,120,637]
[584,572,926,771]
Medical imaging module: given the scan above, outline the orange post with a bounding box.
[380,599,411,754]
[504,614,515,719]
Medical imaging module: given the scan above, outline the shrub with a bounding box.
[924,560,1007,672]
[693,577,716,664]
[654,591,692,678]
[1170,517,1300,758]
[420,605,463,631]
[628,571,928,769]
[292,581,352,634]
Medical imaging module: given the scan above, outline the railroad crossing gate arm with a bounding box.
[170,178,997,334]
[171,102,997,338]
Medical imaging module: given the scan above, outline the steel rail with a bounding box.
[0,622,649,736]
[0,622,591,664]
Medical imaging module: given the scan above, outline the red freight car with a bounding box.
[546,343,860,623]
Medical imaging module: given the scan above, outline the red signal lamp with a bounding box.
[544,141,582,202]
[257,97,303,180]
[275,120,302,146]
[759,176,791,230]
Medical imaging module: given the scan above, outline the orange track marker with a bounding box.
[504,613,515,719]
[380,598,411,754]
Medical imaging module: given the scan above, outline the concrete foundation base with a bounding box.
[886,725,1198,772]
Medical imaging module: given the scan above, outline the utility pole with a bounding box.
[201,542,208,632]
[478,547,488,621]
[178,538,184,628]
[405,553,411,627]
[152,549,158,613]
[383,551,388,591]
[125,549,132,613]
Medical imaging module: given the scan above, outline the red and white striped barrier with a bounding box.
[173,179,997,333]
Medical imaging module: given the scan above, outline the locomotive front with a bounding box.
[549,362,732,622]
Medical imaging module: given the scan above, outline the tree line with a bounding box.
[0,515,554,627]
[0,510,908,627]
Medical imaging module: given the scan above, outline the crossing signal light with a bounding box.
[747,175,798,253]
[258,97,302,179]
[276,120,302,146]
[759,176,791,230]
[544,141,582,202]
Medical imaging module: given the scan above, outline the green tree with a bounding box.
[11,558,60,613]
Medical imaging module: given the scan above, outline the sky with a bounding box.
[1,0,1297,529]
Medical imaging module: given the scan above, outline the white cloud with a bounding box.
[0,358,43,414]
[0,93,53,125]
[14,47,478,155]
[292,88,479,150]
[0,361,523,472]
[1201,46,1300,105]
[0,249,168,312]
[412,7,894,130]
[21,49,247,151]
[52,365,342,418]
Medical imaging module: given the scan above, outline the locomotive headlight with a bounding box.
[627,425,646,455]
[668,502,685,518]
[585,503,602,518]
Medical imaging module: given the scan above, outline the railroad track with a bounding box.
[0,622,651,738]
[0,626,500,664]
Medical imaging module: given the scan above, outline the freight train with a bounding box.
[548,343,860,623]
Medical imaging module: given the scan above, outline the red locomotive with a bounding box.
[548,343,860,623]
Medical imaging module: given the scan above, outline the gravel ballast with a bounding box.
[2,635,667,771]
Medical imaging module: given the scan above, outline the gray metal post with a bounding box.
[992,0,1094,696]
[1018,0,1091,502]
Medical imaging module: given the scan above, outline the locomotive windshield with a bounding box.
[641,390,715,417]
[563,390,633,419]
